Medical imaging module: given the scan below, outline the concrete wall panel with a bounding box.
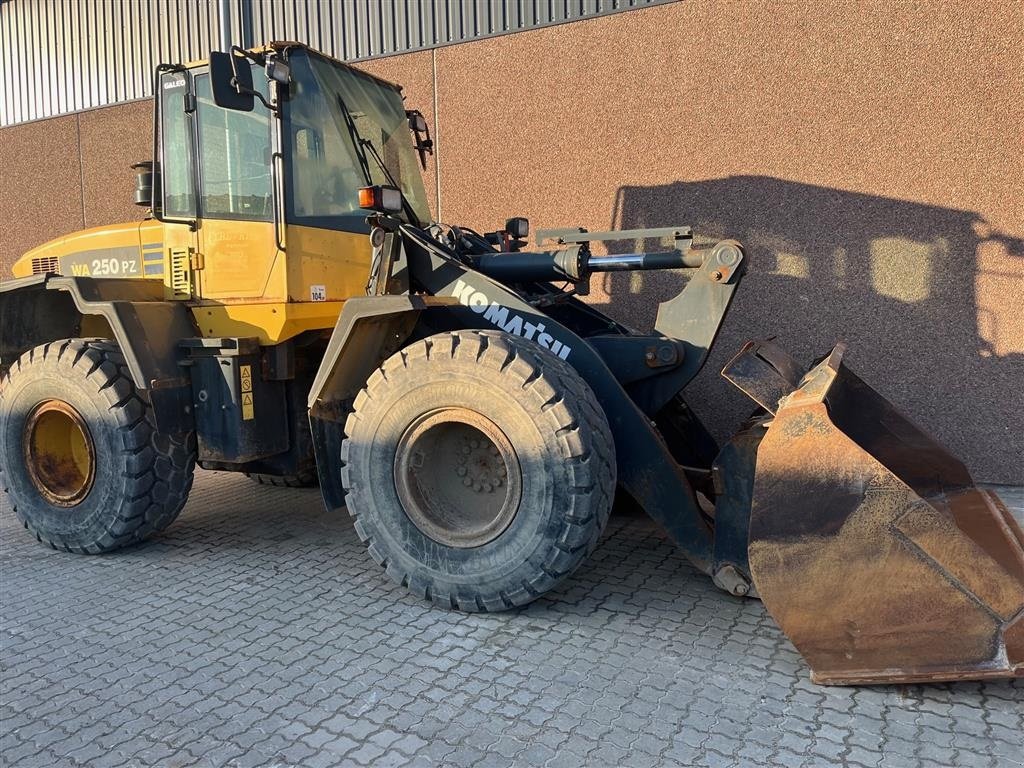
[0,116,83,265]
[78,100,154,230]
[1,2,1020,482]
[433,1,1024,483]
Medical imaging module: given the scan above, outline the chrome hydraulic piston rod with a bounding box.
[472,245,707,284]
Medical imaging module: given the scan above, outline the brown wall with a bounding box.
[2,1,1021,482]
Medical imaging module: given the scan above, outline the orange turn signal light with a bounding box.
[358,185,403,213]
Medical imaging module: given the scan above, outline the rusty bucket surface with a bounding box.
[723,340,1024,685]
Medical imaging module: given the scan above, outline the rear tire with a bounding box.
[244,473,315,489]
[341,330,615,611]
[0,339,196,553]
[245,467,319,488]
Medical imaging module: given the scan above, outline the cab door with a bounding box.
[156,68,201,299]
[191,69,283,303]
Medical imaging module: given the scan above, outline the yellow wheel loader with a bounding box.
[1,44,1020,685]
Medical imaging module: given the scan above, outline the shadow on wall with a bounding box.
[598,176,1023,484]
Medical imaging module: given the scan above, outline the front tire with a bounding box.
[0,339,196,553]
[341,330,616,611]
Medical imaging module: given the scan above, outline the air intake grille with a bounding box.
[31,256,59,275]
[169,247,191,299]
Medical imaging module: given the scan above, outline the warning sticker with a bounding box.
[240,365,254,420]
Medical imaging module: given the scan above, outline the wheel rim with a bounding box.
[394,408,523,548]
[23,400,96,507]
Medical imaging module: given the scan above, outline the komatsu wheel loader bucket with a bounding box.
[723,341,1024,685]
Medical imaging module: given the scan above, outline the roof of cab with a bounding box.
[179,42,404,93]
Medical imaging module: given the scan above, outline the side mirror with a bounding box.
[210,51,254,112]
[408,113,428,133]
[405,109,434,170]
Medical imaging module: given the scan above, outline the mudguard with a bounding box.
[0,274,197,432]
[306,295,433,512]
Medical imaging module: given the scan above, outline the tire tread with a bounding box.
[0,339,196,553]
[343,329,616,612]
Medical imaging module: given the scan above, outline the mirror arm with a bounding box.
[230,45,266,68]
[226,45,278,114]
[241,87,276,113]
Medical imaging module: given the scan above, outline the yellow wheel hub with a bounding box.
[24,400,96,506]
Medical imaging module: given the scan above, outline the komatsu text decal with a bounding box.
[450,279,573,360]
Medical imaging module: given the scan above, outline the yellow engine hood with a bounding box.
[12,220,162,279]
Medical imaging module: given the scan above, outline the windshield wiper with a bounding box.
[336,94,421,226]
[336,95,373,185]
[359,139,400,194]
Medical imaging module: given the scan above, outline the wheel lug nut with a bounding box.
[462,477,473,487]
[470,440,479,449]
[472,482,482,492]
[456,467,467,476]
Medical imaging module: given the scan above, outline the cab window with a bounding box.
[194,72,272,221]
[285,54,368,230]
[284,50,432,232]
[159,72,195,218]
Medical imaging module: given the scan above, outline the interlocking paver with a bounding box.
[2,473,1022,767]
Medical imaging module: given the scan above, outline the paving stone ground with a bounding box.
[1,473,1021,768]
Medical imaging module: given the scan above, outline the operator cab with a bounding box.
[151,43,431,231]
[143,43,433,310]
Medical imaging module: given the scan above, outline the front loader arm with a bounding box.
[307,223,721,573]
[629,239,745,414]
[313,221,751,580]
[399,225,718,573]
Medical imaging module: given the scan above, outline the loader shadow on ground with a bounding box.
[1,470,1022,767]
[600,176,1024,485]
